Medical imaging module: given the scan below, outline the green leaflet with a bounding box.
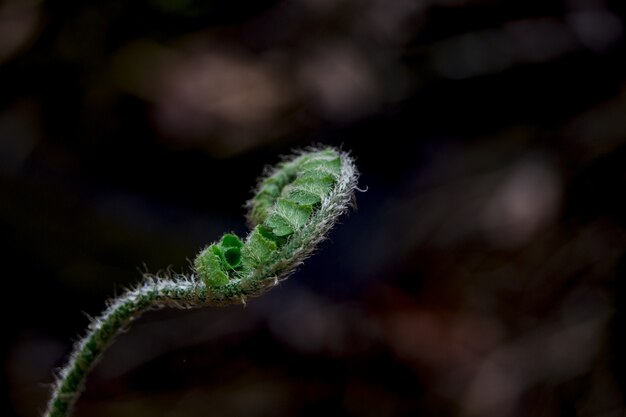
[243,226,278,267]
[195,246,229,287]
[266,198,313,236]
[195,234,245,287]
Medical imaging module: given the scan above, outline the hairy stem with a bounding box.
[43,147,358,417]
[45,278,217,417]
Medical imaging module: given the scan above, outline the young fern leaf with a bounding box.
[44,147,358,417]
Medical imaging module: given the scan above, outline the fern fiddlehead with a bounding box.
[44,147,358,417]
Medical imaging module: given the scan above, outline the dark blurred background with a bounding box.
[2,0,626,416]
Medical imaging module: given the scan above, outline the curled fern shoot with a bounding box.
[44,147,358,417]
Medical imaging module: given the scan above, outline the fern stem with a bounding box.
[43,147,358,417]
[44,278,217,417]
